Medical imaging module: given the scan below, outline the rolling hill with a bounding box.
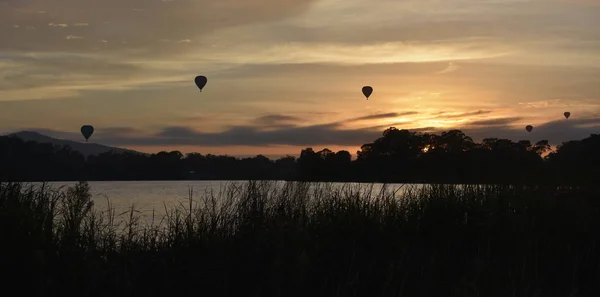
[7,131,144,158]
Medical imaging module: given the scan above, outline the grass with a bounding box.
[1,181,600,297]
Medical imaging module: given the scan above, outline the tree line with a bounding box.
[1,127,599,185]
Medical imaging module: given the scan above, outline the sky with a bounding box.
[1,0,600,158]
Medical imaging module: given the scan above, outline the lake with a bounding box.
[35,181,414,226]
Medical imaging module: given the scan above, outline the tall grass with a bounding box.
[1,181,599,297]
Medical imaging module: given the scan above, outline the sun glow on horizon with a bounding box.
[1,0,599,155]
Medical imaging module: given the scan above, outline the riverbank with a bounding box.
[1,181,599,297]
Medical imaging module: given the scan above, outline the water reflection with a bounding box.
[28,181,421,226]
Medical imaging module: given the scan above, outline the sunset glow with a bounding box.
[1,0,599,157]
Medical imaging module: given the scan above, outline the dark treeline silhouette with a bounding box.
[2,127,600,185]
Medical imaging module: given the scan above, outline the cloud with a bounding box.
[99,127,143,136]
[349,112,418,122]
[367,121,416,130]
[24,122,381,147]
[276,0,600,50]
[463,117,600,144]
[437,110,493,119]
[2,0,598,102]
[515,99,598,110]
[468,117,523,126]
[156,126,199,138]
[48,23,68,28]
[436,62,459,74]
[18,126,148,140]
[371,117,600,146]
[195,40,513,66]
[2,0,600,147]
[0,52,144,100]
[0,0,318,56]
[254,114,302,126]
[562,0,600,5]
[14,115,600,149]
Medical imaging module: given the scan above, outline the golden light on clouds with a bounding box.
[1,0,599,155]
[48,23,68,28]
[218,41,512,65]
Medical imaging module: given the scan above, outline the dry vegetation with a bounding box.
[1,181,599,297]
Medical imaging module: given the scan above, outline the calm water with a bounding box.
[34,181,415,226]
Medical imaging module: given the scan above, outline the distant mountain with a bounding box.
[7,131,144,158]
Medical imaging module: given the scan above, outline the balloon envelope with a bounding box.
[362,86,373,99]
[525,125,533,132]
[81,125,94,142]
[564,112,571,119]
[194,76,207,91]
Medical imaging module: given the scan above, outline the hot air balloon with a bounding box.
[81,125,94,142]
[362,86,373,100]
[194,75,208,92]
[525,125,533,132]
[564,112,571,119]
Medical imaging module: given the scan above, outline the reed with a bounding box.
[1,181,599,297]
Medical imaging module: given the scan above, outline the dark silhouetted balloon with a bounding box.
[194,75,208,92]
[525,125,533,132]
[81,125,94,142]
[564,112,571,119]
[362,86,373,99]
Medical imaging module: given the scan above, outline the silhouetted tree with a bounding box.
[2,128,599,185]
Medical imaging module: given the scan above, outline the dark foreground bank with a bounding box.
[1,181,600,297]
